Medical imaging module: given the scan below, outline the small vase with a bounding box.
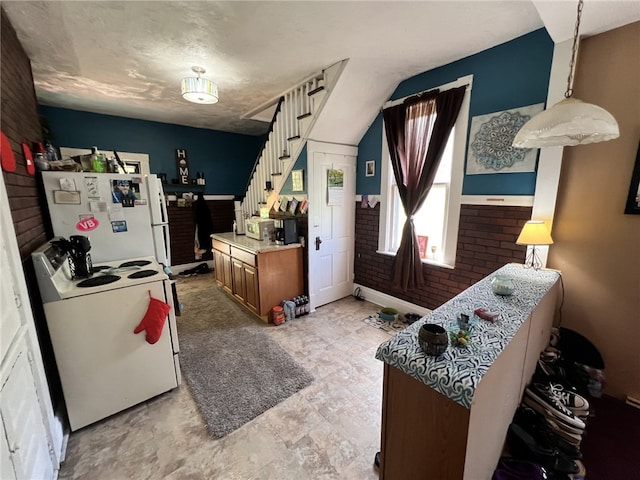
[491,275,516,296]
[418,324,448,356]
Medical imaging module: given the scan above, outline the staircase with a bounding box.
[241,60,346,218]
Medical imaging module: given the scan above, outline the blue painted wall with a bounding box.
[357,114,383,194]
[39,106,264,196]
[280,144,308,195]
[356,28,554,195]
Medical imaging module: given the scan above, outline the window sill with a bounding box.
[375,249,454,269]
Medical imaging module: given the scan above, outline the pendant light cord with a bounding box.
[565,0,584,99]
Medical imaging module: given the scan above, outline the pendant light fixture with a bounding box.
[181,66,219,105]
[512,0,619,148]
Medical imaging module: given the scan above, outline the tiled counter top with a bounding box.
[211,232,302,255]
[375,263,560,409]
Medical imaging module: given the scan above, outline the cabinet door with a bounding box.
[1,414,17,480]
[222,254,233,293]
[214,250,225,285]
[0,237,21,362]
[231,258,246,301]
[0,349,55,480]
[243,264,259,313]
[214,250,233,293]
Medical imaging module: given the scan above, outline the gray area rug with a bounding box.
[176,273,314,438]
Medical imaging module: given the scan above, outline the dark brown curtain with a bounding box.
[383,85,466,291]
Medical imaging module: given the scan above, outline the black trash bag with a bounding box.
[558,327,604,370]
[555,327,606,397]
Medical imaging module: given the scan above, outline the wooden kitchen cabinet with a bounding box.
[231,258,246,302]
[242,264,259,313]
[213,240,232,293]
[211,233,303,322]
[229,257,258,313]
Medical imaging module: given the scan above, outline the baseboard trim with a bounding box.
[171,260,214,275]
[353,284,431,318]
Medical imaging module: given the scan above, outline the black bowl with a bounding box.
[404,313,421,324]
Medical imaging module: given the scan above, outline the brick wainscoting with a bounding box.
[1,9,48,259]
[167,199,234,265]
[354,202,532,310]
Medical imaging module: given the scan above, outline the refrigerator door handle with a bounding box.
[146,174,167,225]
[164,224,172,267]
[158,179,169,224]
[151,223,171,266]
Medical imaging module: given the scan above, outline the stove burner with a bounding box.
[91,265,111,273]
[128,269,159,279]
[77,275,121,288]
[119,260,152,268]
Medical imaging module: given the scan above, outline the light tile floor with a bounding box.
[58,274,394,479]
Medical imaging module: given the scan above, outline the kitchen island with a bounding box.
[211,233,304,322]
[375,263,560,479]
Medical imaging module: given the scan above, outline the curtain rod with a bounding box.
[382,74,473,111]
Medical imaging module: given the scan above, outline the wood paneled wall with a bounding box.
[1,8,48,259]
[167,199,235,265]
[354,202,532,310]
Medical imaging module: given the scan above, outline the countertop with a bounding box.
[375,263,560,409]
[211,232,302,255]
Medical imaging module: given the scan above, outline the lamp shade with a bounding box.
[512,98,619,148]
[516,220,554,246]
[181,76,219,105]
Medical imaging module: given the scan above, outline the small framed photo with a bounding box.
[288,197,299,214]
[291,169,304,192]
[365,160,375,177]
[417,235,429,259]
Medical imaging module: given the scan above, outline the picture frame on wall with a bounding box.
[291,169,304,192]
[365,160,375,177]
[624,140,640,215]
[466,103,544,175]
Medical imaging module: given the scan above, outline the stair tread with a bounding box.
[279,155,291,160]
[271,172,282,176]
[297,112,312,120]
[308,86,326,96]
[287,135,301,141]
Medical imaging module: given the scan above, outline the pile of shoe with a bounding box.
[178,263,210,277]
[495,328,598,480]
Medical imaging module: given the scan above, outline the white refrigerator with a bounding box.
[41,171,171,265]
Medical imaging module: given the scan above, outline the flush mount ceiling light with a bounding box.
[512,0,619,148]
[181,66,219,105]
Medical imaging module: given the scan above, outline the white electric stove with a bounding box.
[32,240,181,431]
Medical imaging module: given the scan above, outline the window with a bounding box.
[378,76,472,268]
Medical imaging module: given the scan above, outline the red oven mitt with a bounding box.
[133,291,171,344]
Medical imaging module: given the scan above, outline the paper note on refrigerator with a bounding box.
[59,177,76,191]
[90,201,108,213]
[109,204,125,221]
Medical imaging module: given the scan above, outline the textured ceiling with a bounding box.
[3,1,639,142]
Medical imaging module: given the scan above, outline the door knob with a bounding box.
[315,236,322,251]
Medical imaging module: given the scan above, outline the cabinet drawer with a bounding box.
[212,239,231,255]
[230,246,256,267]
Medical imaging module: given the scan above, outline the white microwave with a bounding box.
[245,219,274,240]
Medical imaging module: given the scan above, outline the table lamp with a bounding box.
[516,220,554,269]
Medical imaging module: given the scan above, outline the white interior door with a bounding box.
[307,141,357,310]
